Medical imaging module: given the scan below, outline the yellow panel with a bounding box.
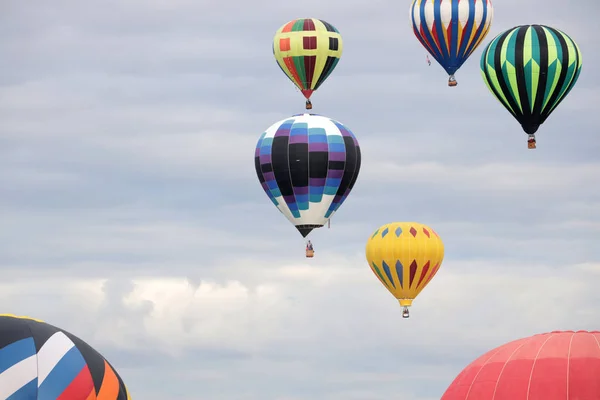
[365,222,444,309]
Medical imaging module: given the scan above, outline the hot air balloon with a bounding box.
[411,0,494,86]
[441,330,600,399]
[0,314,131,399]
[273,18,343,110]
[481,25,582,149]
[365,222,444,318]
[255,113,361,257]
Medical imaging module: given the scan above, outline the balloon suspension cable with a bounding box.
[448,75,457,87]
[305,99,312,110]
[402,306,410,319]
[527,134,537,149]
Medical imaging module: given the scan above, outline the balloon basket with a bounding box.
[402,306,410,318]
[306,249,314,258]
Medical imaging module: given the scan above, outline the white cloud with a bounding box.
[1,255,598,398]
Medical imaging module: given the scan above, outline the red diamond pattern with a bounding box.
[409,227,417,237]
[423,228,430,238]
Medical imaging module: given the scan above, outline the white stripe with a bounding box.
[424,1,435,32]
[0,354,37,398]
[439,0,452,30]
[458,0,470,27]
[411,0,422,30]
[473,0,484,28]
[37,332,75,385]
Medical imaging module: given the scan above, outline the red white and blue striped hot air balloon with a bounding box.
[0,314,131,399]
[411,0,494,86]
[254,113,361,257]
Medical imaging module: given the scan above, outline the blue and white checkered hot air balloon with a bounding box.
[254,114,361,257]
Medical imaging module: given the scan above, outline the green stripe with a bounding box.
[481,35,516,114]
[292,56,307,89]
[480,24,582,133]
[547,30,582,114]
[523,27,540,113]
[291,19,304,32]
[542,27,563,111]
[501,29,522,113]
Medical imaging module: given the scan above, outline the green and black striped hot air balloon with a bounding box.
[480,25,582,149]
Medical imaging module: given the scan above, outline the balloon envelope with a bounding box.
[255,114,361,238]
[441,330,600,399]
[411,0,493,80]
[273,18,343,102]
[480,24,582,137]
[365,222,444,308]
[0,314,131,400]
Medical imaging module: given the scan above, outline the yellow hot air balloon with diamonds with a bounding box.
[365,222,444,318]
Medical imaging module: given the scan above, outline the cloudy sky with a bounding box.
[1,0,598,399]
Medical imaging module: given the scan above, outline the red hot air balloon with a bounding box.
[441,330,600,400]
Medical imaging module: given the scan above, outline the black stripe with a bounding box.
[63,330,108,394]
[514,27,531,122]
[289,143,309,187]
[309,152,328,179]
[320,20,337,32]
[539,26,576,122]
[482,31,517,121]
[328,160,345,170]
[254,156,265,183]
[0,316,32,349]
[261,163,273,173]
[347,145,361,192]
[26,319,60,352]
[64,330,129,398]
[314,56,336,89]
[531,25,549,127]
[556,32,583,107]
[271,136,294,197]
[493,26,526,125]
[336,137,359,197]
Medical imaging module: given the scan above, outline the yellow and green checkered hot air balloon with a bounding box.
[480,24,582,149]
[273,18,343,110]
[365,222,445,319]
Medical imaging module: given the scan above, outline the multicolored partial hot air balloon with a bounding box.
[273,18,343,110]
[411,0,494,86]
[255,114,361,257]
[365,222,444,318]
[441,330,600,399]
[481,25,582,149]
[0,314,131,399]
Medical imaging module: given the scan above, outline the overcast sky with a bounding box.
[1,1,599,399]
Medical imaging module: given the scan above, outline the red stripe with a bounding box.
[416,261,431,289]
[283,57,305,89]
[57,365,95,400]
[416,26,436,56]
[281,21,295,33]
[423,263,440,286]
